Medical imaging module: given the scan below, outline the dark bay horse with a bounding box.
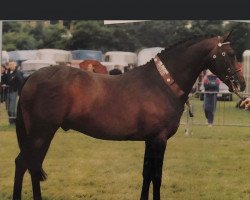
[12,33,245,200]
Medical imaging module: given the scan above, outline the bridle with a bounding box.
[212,39,244,99]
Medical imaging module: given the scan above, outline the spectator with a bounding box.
[86,63,95,72]
[203,70,220,127]
[109,65,122,75]
[1,65,8,103]
[124,64,133,73]
[5,61,24,125]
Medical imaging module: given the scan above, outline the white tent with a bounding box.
[2,50,9,64]
[21,59,57,77]
[21,59,56,71]
[243,50,250,94]
[137,47,164,66]
[37,49,71,63]
[8,50,38,61]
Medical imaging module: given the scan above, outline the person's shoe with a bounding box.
[208,123,213,127]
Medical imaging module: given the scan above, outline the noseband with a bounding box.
[212,40,243,99]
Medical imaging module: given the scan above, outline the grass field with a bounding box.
[0,125,250,200]
[0,99,250,200]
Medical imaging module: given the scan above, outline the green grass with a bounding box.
[0,125,250,200]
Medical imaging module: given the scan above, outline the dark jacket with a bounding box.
[0,72,8,102]
[6,68,24,93]
[109,68,122,75]
[1,72,7,85]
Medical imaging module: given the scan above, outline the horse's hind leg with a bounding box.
[28,125,58,200]
[13,153,27,200]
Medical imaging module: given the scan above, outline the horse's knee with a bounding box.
[142,158,153,179]
[15,154,22,164]
[15,154,27,171]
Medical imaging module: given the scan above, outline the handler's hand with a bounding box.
[240,97,250,110]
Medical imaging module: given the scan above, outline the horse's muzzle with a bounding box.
[227,80,245,93]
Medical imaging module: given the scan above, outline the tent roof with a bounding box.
[8,50,38,61]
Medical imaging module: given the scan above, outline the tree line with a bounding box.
[3,20,250,61]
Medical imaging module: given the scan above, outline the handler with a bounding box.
[203,70,220,127]
[240,97,250,110]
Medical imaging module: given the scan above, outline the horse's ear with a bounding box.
[223,30,234,42]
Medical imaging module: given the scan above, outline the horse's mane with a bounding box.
[157,34,215,56]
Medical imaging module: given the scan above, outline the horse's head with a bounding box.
[207,31,246,95]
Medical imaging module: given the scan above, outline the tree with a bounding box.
[2,21,69,50]
[40,24,68,49]
[3,32,38,51]
[224,21,250,61]
[29,21,45,47]
[67,21,113,51]
[3,21,22,33]
[188,20,224,36]
[131,20,191,48]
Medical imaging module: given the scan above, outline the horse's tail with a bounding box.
[15,77,48,181]
[16,76,29,151]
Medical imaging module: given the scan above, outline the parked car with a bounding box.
[199,82,233,101]
[71,50,103,62]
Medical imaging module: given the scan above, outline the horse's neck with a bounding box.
[159,40,214,96]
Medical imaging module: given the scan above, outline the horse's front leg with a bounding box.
[140,141,153,200]
[140,136,167,200]
[152,138,166,200]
